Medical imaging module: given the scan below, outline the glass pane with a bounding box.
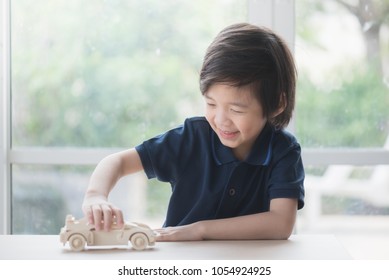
[12,164,169,234]
[297,164,389,259]
[11,0,247,147]
[295,0,389,148]
[296,1,389,259]
[12,165,90,234]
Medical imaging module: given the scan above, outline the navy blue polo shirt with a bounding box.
[135,117,304,227]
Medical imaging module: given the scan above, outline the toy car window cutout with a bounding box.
[59,215,156,251]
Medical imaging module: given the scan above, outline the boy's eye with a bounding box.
[206,103,216,107]
[231,108,244,114]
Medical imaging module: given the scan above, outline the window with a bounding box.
[295,0,389,259]
[2,0,389,259]
[11,0,248,148]
[296,0,389,148]
[2,0,248,233]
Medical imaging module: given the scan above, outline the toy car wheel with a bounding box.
[130,233,148,251]
[69,234,86,251]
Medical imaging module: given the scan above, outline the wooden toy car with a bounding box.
[59,215,156,251]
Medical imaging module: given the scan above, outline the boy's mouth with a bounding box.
[218,129,239,140]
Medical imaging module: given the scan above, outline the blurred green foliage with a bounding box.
[12,0,389,148]
[11,0,246,147]
[297,65,389,147]
[296,0,389,147]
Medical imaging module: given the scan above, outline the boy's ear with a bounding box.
[271,92,287,118]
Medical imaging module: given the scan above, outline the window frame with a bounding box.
[1,0,389,234]
[1,0,11,234]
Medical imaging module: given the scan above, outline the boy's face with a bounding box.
[204,84,267,161]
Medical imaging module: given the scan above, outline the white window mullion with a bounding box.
[303,148,389,166]
[273,0,295,52]
[248,0,274,28]
[7,147,389,166]
[248,0,295,50]
[1,0,12,235]
[9,148,121,165]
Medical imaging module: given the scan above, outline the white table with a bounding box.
[0,234,351,260]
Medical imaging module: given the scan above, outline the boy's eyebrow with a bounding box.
[204,94,249,108]
[229,101,249,108]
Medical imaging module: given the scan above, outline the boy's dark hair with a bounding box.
[199,23,297,129]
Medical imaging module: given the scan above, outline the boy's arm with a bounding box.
[155,198,297,240]
[82,148,144,231]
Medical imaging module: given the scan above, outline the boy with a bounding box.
[82,23,305,241]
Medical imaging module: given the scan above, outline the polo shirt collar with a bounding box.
[211,123,274,166]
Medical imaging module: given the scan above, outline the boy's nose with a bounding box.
[215,110,231,126]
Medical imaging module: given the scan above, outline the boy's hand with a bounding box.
[154,222,205,241]
[82,194,124,231]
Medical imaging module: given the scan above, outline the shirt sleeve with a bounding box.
[267,132,305,209]
[135,118,199,184]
